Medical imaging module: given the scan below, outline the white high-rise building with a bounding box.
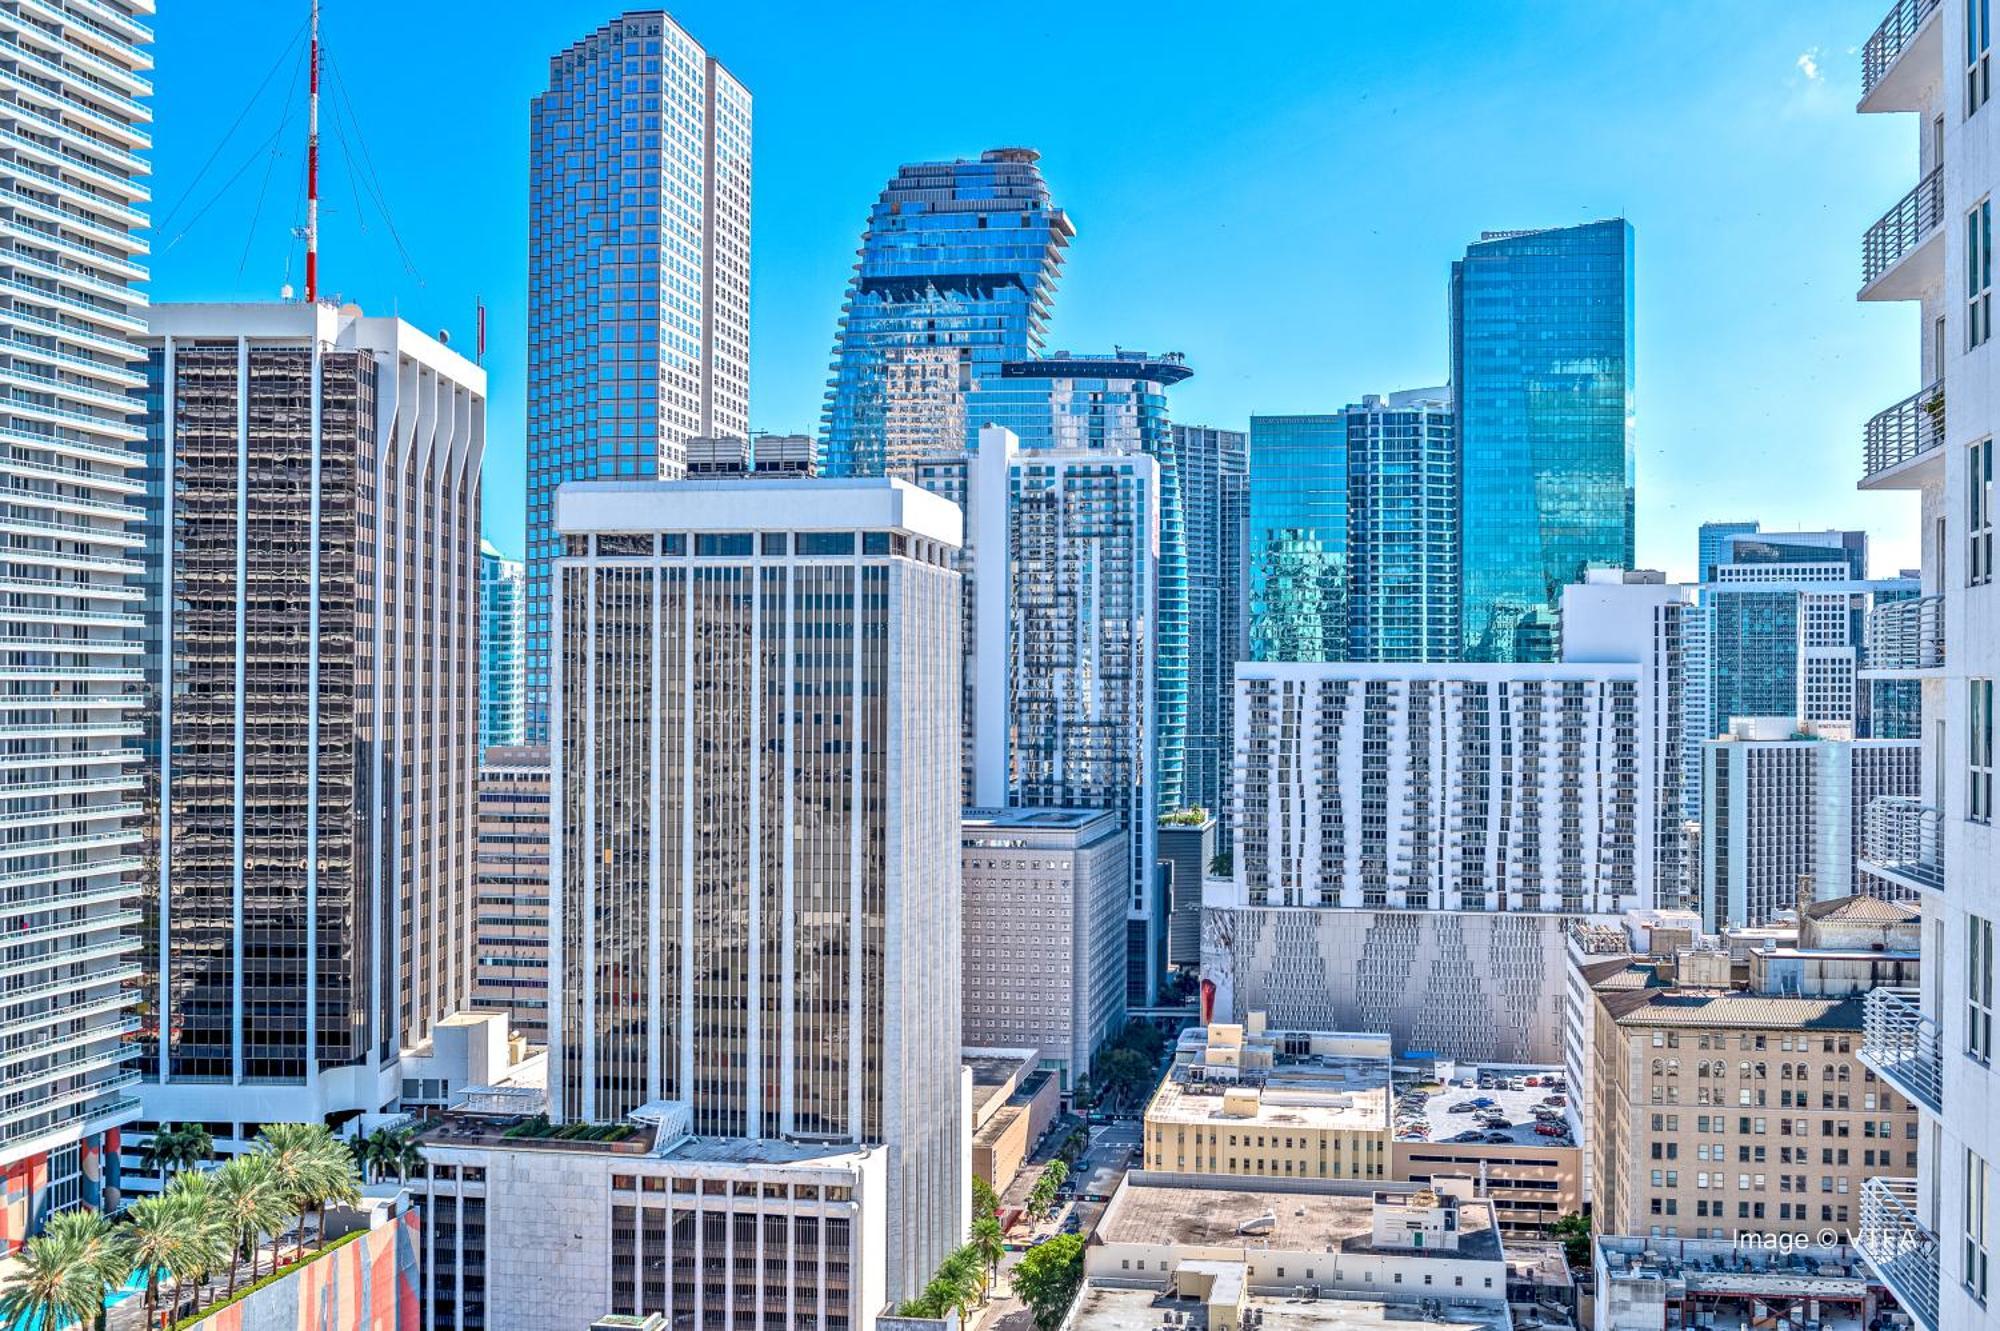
[0,0,153,1246]
[1851,6,2000,1327]
[551,476,965,1308]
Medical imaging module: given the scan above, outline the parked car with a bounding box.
[1483,1132,1513,1143]
[1448,1102,1478,1114]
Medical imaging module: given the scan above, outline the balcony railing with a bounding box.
[1860,986,1943,1113]
[1857,1176,1940,1331]
[1867,594,1945,671]
[1863,0,1943,98]
[1864,165,1945,286]
[1864,380,1945,478]
[1861,796,1943,892]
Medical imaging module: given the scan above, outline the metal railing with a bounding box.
[1857,1176,1940,1331]
[1861,986,1943,1114]
[1865,380,1945,477]
[1864,165,1945,286]
[1862,796,1944,891]
[1863,0,1943,98]
[1867,594,1945,670]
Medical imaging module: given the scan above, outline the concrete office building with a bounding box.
[1847,6,2000,1326]
[1698,719,1920,929]
[469,746,551,1044]
[1233,662,1658,915]
[479,540,524,752]
[0,0,154,1250]
[524,10,751,741]
[551,477,965,1307]
[966,425,1164,1005]
[960,807,1125,1090]
[136,302,483,1136]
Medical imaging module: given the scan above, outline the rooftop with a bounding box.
[1151,1034,1392,1136]
[1391,1065,1576,1150]
[1608,991,1865,1031]
[1066,1286,1507,1331]
[962,806,1118,836]
[1095,1181,1504,1265]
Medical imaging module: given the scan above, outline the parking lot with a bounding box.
[1395,1067,1576,1148]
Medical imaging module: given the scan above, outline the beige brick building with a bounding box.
[470,746,551,1043]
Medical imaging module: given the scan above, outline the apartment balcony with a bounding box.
[1859,986,1943,1114]
[1862,380,1945,488]
[1860,0,1944,113]
[1862,594,1945,675]
[1862,165,1945,299]
[1859,796,1943,893]
[1856,1177,1941,1331]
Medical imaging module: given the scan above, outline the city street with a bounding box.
[977,1118,1145,1329]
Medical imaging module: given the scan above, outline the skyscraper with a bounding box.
[1169,424,1249,831]
[470,745,550,1043]
[1453,219,1634,663]
[1697,519,1760,581]
[820,148,1071,478]
[1247,414,1347,662]
[139,303,484,1128]
[551,476,964,1302]
[479,540,524,752]
[0,0,153,1246]
[1344,389,1458,663]
[969,426,1162,1005]
[524,11,751,741]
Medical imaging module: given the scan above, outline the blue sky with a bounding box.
[148,1,1919,580]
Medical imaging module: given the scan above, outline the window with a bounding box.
[1973,915,1996,1063]
[1970,1149,1992,1304]
[1972,440,1994,585]
[1974,0,1993,117]
[1975,678,1995,822]
[1975,204,1995,350]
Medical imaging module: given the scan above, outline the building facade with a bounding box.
[551,477,964,1304]
[137,302,483,1135]
[960,808,1125,1089]
[967,427,1163,1004]
[470,746,550,1044]
[0,0,154,1251]
[479,540,524,752]
[1233,662,1657,915]
[820,148,1070,478]
[1345,389,1458,663]
[1158,811,1216,973]
[1246,413,1347,663]
[1696,520,1761,582]
[1453,219,1635,664]
[1168,423,1249,836]
[1848,9,2000,1325]
[524,11,751,741]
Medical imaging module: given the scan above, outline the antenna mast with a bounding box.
[304,0,320,303]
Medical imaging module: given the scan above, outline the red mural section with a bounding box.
[182,1208,422,1331]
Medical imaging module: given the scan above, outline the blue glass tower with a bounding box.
[1247,415,1348,662]
[1697,520,1760,581]
[1345,389,1458,662]
[821,148,1072,477]
[978,352,1194,816]
[1169,424,1249,832]
[1452,219,1634,662]
[479,540,525,752]
[524,13,752,740]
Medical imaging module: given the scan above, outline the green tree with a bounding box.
[1012,1233,1085,1329]
[41,1208,128,1331]
[160,1169,229,1318]
[1097,1048,1152,1108]
[1552,1211,1592,1269]
[1117,1019,1167,1063]
[971,1173,1001,1222]
[972,1213,1006,1293]
[1207,850,1232,877]
[0,1224,101,1331]
[119,1193,211,1325]
[214,1154,291,1294]
[358,1125,425,1184]
[140,1122,213,1179]
[302,1133,363,1251]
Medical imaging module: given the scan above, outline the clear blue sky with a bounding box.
[147,1,1920,579]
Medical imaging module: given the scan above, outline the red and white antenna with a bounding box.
[303,0,320,303]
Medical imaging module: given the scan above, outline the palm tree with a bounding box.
[119,1194,205,1325]
[972,1214,1006,1298]
[0,1226,99,1331]
[254,1123,328,1266]
[140,1122,213,1179]
[41,1208,129,1331]
[159,1170,228,1319]
[303,1134,363,1251]
[358,1125,425,1184]
[213,1155,290,1294]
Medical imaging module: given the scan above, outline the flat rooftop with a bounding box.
[967,1053,1035,1114]
[1394,1066,1576,1150]
[1096,1181,1503,1264]
[1067,1285,1507,1331]
[963,806,1113,831]
[1151,1042,1392,1135]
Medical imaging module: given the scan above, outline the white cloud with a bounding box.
[1796,47,1822,81]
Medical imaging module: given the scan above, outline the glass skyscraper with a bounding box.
[1247,414,1348,662]
[524,12,751,741]
[479,540,525,752]
[1169,425,1249,832]
[1452,219,1634,663]
[821,148,1072,478]
[1697,519,1760,582]
[1345,389,1458,662]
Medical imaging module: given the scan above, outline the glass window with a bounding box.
[1969,1148,1991,1304]
[1973,440,1993,586]
[1973,679,1994,822]
[1972,203,1993,349]
[1973,0,1992,117]
[797,532,855,556]
[1973,915,1995,1064]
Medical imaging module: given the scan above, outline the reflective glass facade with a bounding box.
[479,540,524,752]
[1345,391,1458,662]
[525,12,751,741]
[1697,519,1760,582]
[1452,219,1635,663]
[1168,425,1248,834]
[1247,414,1348,662]
[820,149,1071,478]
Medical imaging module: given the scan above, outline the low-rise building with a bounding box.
[1069,1176,1512,1330]
[1593,1233,1883,1331]
[967,1050,1058,1194]
[1389,1062,1581,1239]
[1142,1017,1391,1183]
[961,807,1127,1089]
[418,1101,888,1331]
